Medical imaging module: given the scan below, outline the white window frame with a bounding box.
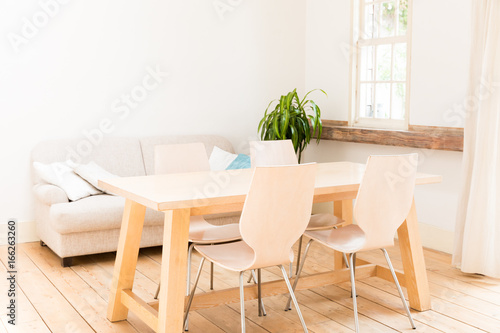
[348,0,413,130]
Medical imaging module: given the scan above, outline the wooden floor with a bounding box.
[1,241,500,333]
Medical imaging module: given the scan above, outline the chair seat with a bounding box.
[189,216,241,244]
[195,241,294,272]
[307,214,344,231]
[305,224,366,254]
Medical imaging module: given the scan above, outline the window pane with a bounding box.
[397,0,408,36]
[392,83,406,120]
[393,43,406,80]
[359,83,374,118]
[364,3,379,38]
[360,46,374,81]
[380,2,396,38]
[376,44,392,81]
[375,83,390,119]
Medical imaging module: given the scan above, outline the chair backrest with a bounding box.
[249,140,298,167]
[154,143,210,175]
[354,154,418,251]
[239,163,316,270]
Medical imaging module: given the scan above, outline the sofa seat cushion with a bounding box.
[50,194,164,234]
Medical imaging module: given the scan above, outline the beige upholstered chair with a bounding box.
[153,143,241,298]
[249,140,344,274]
[185,164,317,332]
[289,154,418,332]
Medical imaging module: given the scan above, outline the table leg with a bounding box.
[158,208,190,333]
[333,200,353,269]
[397,198,431,311]
[107,199,147,321]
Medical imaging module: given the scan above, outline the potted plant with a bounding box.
[258,88,326,163]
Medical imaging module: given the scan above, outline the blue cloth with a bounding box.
[227,154,251,170]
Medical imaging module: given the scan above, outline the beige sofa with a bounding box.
[31,135,238,266]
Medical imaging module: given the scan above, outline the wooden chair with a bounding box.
[249,140,344,275]
[153,143,241,299]
[288,154,418,332]
[185,164,317,332]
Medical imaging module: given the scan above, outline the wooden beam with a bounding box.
[319,120,464,152]
[121,290,158,332]
[157,208,191,333]
[398,199,431,311]
[149,264,377,312]
[376,265,406,288]
[107,199,146,322]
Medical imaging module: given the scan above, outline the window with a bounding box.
[350,0,412,130]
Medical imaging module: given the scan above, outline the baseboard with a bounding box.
[415,222,454,254]
[0,220,39,246]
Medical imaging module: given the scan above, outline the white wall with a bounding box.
[304,0,471,252]
[0,0,306,227]
[0,0,471,253]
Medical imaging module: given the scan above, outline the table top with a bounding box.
[99,161,442,212]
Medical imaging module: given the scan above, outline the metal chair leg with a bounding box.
[239,271,246,333]
[349,253,360,333]
[210,262,214,290]
[295,235,304,275]
[154,282,160,300]
[183,257,205,331]
[279,265,308,332]
[251,270,267,316]
[381,248,416,329]
[286,239,314,311]
[156,242,195,300]
[247,271,254,283]
[351,253,356,298]
[186,243,195,296]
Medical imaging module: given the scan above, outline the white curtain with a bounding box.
[452,0,500,278]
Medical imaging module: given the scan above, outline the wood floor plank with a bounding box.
[359,249,500,321]
[363,277,500,333]
[0,246,95,333]
[7,241,500,333]
[316,284,443,332]
[71,255,156,333]
[21,243,138,333]
[0,255,50,333]
[96,252,229,333]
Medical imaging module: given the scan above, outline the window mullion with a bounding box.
[389,43,395,119]
[372,45,378,119]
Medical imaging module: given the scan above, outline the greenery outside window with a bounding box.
[350,0,413,130]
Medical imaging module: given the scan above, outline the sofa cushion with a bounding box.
[33,184,69,206]
[50,194,164,234]
[33,161,101,201]
[209,146,250,171]
[140,135,235,175]
[70,161,119,193]
[31,137,146,184]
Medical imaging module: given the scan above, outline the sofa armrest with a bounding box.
[33,184,69,205]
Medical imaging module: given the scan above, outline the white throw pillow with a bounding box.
[33,161,101,201]
[71,161,119,192]
[209,146,238,170]
[209,146,251,171]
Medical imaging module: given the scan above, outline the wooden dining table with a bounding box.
[100,161,442,333]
